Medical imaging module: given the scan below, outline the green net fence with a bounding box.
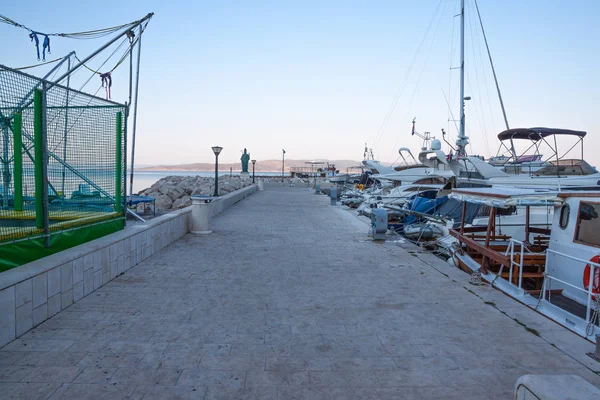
[0,65,126,268]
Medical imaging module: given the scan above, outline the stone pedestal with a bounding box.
[240,172,250,181]
[190,195,213,235]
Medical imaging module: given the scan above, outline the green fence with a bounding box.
[0,65,127,271]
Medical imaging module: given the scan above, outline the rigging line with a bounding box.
[0,13,142,39]
[46,39,128,133]
[442,89,459,134]
[474,0,509,131]
[466,71,489,156]
[372,0,444,150]
[74,55,102,75]
[73,23,146,78]
[0,14,30,30]
[391,0,448,154]
[13,57,64,70]
[56,24,135,39]
[470,4,497,137]
[469,0,494,140]
[109,22,148,73]
[466,0,490,156]
[371,0,444,150]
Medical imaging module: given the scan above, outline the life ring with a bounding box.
[583,255,600,297]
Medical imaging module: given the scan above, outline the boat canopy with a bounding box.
[497,127,587,142]
[449,186,563,208]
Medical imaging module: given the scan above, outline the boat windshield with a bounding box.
[534,159,598,176]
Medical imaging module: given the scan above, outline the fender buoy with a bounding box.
[583,255,600,298]
[359,184,365,191]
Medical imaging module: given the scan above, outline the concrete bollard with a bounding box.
[330,187,337,205]
[257,179,265,191]
[315,183,320,194]
[191,195,214,235]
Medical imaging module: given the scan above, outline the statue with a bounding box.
[241,148,250,173]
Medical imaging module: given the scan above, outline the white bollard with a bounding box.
[257,179,265,191]
[191,195,213,235]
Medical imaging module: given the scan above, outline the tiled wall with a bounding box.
[0,209,191,347]
[0,184,257,348]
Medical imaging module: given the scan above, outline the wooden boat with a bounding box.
[449,186,600,342]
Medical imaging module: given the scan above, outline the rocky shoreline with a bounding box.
[137,175,254,212]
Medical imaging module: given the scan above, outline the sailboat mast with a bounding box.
[456,0,468,156]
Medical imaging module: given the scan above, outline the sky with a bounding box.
[2,0,599,166]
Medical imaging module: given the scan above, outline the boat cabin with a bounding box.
[449,187,600,342]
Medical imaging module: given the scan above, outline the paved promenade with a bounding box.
[1,184,599,399]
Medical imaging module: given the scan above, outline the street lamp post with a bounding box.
[251,159,256,184]
[211,146,222,197]
[282,149,286,183]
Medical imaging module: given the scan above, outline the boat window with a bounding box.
[574,202,600,247]
[559,204,569,229]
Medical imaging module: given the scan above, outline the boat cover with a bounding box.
[497,127,586,142]
[449,187,563,208]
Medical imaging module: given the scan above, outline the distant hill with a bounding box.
[139,159,368,172]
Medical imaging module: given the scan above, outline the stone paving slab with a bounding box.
[0,184,599,399]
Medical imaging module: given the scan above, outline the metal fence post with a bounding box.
[34,89,44,229]
[13,112,23,211]
[115,111,123,214]
[40,84,50,247]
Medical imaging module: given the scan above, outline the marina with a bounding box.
[1,185,599,399]
[1,0,600,398]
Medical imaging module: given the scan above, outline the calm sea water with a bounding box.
[129,170,281,194]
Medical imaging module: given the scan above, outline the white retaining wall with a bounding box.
[0,184,257,347]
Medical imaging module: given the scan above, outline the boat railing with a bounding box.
[542,249,600,325]
[495,238,547,293]
[506,239,525,290]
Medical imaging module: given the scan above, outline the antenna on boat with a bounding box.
[456,0,469,157]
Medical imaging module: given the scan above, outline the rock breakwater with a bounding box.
[137,175,253,212]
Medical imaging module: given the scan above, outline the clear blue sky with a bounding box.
[2,0,599,166]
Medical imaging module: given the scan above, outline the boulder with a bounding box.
[192,185,212,196]
[172,195,192,209]
[166,186,185,201]
[158,184,172,195]
[155,194,173,212]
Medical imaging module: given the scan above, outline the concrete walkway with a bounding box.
[1,184,599,399]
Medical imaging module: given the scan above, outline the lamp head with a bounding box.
[251,159,256,165]
[211,146,223,156]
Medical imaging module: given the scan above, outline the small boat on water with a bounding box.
[448,186,600,342]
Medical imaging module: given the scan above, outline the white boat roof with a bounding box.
[449,186,564,208]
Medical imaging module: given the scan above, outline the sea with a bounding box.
[130,170,281,194]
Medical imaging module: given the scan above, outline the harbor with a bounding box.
[1,0,600,398]
[0,184,599,399]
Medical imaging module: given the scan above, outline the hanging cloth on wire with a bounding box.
[29,32,50,61]
[100,72,112,99]
[42,34,50,61]
[29,32,40,60]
